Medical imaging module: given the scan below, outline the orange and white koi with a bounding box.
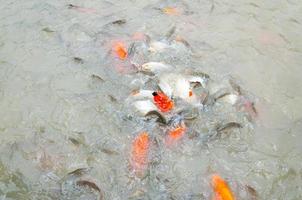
[152,91,174,112]
[130,132,150,173]
[211,174,236,200]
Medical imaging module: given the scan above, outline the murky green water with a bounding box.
[0,0,302,199]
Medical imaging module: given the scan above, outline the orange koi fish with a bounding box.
[152,91,174,112]
[162,7,181,15]
[130,132,150,173]
[211,174,236,200]
[113,42,128,60]
[166,125,186,146]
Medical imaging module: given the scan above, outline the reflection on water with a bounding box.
[0,0,302,199]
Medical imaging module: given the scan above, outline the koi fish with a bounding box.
[166,125,186,145]
[141,62,173,75]
[130,132,150,173]
[68,4,97,14]
[113,42,127,60]
[131,89,154,99]
[152,91,174,112]
[211,174,236,200]
[162,7,181,15]
[133,100,158,115]
[158,73,202,106]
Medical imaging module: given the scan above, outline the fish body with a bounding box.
[162,7,181,15]
[212,174,235,200]
[133,100,158,115]
[158,73,203,105]
[165,124,186,146]
[113,42,127,60]
[141,62,173,74]
[68,4,97,14]
[152,92,174,112]
[149,41,170,52]
[131,89,154,100]
[130,132,150,173]
[168,125,186,140]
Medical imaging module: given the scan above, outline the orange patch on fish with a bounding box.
[152,91,174,112]
[132,32,146,41]
[113,42,128,60]
[165,125,186,146]
[189,90,193,97]
[168,125,186,140]
[130,132,150,173]
[211,174,236,200]
[162,7,181,15]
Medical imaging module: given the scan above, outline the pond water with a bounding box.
[0,0,302,199]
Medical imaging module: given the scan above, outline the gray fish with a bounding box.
[111,19,126,25]
[216,122,242,132]
[76,180,101,192]
[67,4,77,9]
[213,89,231,102]
[245,185,258,200]
[165,26,176,40]
[145,110,167,124]
[229,78,242,95]
[69,137,80,146]
[76,180,104,200]
[101,148,119,155]
[91,74,105,82]
[177,108,199,121]
[73,57,84,64]
[127,42,136,57]
[67,168,89,176]
[42,27,55,33]
[108,95,117,102]
[200,122,242,143]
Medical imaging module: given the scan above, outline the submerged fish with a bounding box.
[67,4,97,14]
[145,110,167,124]
[140,62,173,75]
[166,124,187,145]
[216,122,242,133]
[211,174,236,200]
[162,7,181,15]
[130,132,150,174]
[175,35,191,48]
[148,41,170,52]
[113,42,128,60]
[152,91,174,112]
[42,27,55,33]
[111,19,126,25]
[73,57,84,64]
